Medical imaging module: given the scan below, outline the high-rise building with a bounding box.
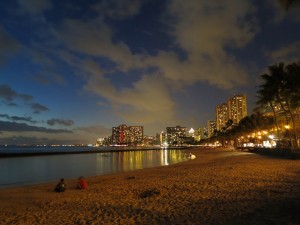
[215,94,248,131]
[207,120,216,138]
[227,94,247,125]
[196,127,208,140]
[112,124,143,146]
[112,124,128,145]
[157,131,166,145]
[216,103,229,130]
[128,126,143,145]
[143,135,154,146]
[166,125,187,145]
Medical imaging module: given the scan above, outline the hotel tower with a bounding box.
[216,94,248,130]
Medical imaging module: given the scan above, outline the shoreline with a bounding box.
[1,147,300,224]
[0,146,193,158]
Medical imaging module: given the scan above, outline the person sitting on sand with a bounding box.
[55,178,66,192]
[77,176,88,189]
[189,153,196,159]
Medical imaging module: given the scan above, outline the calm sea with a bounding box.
[0,147,189,188]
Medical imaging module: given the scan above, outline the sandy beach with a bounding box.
[1,147,300,225]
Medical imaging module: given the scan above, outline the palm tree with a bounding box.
[256,62,300,147]
[256,87,280,138]
[225,119,233,129]
[284,61,300,146]
[285,61,300,110]
[278,0,300,10]
[257,63,292,143]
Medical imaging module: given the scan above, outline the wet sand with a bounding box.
[1,147,300,225]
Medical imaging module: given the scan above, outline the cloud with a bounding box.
[57,49,82,67]
[153,0,258,88]
[0,84,33,102]
[91,0,142,19]
[5,102,18,107]
[0,114,37,123]
[53,1,260,130]
[0,26,21,64]
[266,40,300,63]
[0,120,72,133]
[58,19,136,71]
[167,1,257,50]
[0,122,107,145]
[76,125,111,135]
[85,72,176,125]
[57,1,258,90]
[22,44,68,86]
[0,84,50,115]
[31,103,49,114]
[19,94,34,101]
[115,75,176,124]
[34,72,66,85]
[57,1,257,72]
[47,118,74,126]
[266,0,300,23]
[0,135,77,145]
[17,0,52,14]
[0,84,18,101]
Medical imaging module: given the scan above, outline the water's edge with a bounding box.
[0,146,192,157]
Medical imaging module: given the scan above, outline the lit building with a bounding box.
[193,128,201,141]
[227,94,247,125]
[188,128,195,137]
[95,138,105,146]
[111,127,119,145]
[143,135,155,146]
[197,127,208,140]
[129,126,143,145]
[216,103,229,130]
[112,124,128,145]
[207,120,216,138]
[166,125,187,145]
[157,131,166,145]
[112,124,143,146]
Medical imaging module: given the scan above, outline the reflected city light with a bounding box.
[95,150,188,174]
[163,149,169,165]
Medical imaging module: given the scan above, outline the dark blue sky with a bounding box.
[0,0,300,144]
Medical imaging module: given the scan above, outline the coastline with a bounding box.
[1,147,300,224]
[0,146,192,158]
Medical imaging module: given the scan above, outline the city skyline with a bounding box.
[1,0,300,145]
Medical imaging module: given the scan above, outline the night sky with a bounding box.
[0,0,300,145]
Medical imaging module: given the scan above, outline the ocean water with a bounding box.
[0,145,158,154]
[0,147,189,188]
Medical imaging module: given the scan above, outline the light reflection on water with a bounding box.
[0,149,188,188]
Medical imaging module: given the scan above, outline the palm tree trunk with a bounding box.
[276,94,294,147]
[269,102,280,139]
[284,97,298,147]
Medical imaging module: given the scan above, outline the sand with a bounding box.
[1,147,300,225]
